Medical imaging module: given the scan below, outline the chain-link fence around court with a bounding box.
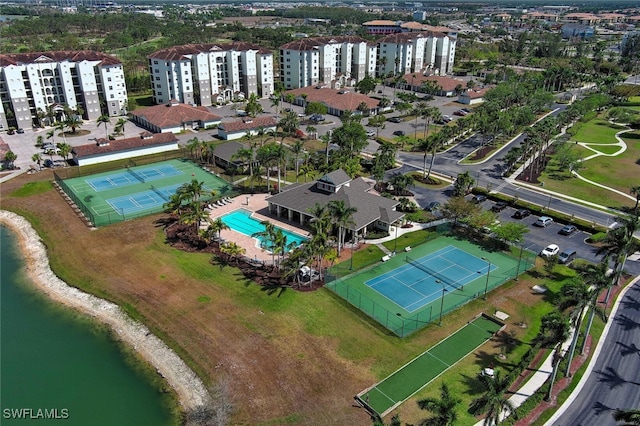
[325,231,536,337]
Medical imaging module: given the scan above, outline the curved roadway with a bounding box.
[547,278,640,425]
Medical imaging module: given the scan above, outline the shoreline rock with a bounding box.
[0,209,210,411]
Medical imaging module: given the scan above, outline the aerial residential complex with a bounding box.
[147,42,274,106]
[0,51,127,131]
[377,31,456,77]
[279,36,377,90]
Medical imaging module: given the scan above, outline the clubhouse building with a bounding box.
[265,169,405,239]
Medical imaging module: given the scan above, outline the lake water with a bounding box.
[0,225,176,425]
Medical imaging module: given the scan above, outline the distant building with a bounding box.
[458,88,491,105]
[129,100,222,133]
[279,36,377,90]
[362,20,404,35]
[148,42,274,107]
[283,87,379,117]
[217,116,277,141]
[0,50,127,132]
[377,31,456,76]
[71,132,179,166]
[561,23,595,39]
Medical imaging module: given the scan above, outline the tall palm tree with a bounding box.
[96,114,111,139]
[55,121,67,144]
[631,185,640,212]
[252,221,277,266]
[469,369,514,425]
[539,311,571,401]
[613,408,640,425]
[417,382,461,426]
[559,279,594,376]
[289,139,305,182]
[580,260,610,354]
[31,153,43,170]
[327,200,357,256]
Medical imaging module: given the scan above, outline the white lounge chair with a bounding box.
[216,200,225,206]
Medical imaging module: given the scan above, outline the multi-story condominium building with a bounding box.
[279,36,377,90]
[148,42,274,106]
[377,31,456,77]
[0,51,127,131]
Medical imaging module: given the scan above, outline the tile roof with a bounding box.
[72,133,178,157]
[280,35,375,50]
[218,116,277,133]
[129,101,221,130]
[461,87,491,99]
[362,20,400,26]
[149,42,272,60]
[377,31,447,44]
[283,87,379,113]
[0,50,121,67]
[266,173,403,231]
[397,73,466,92]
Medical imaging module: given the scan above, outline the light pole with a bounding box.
[349,232,355,270]
[514,244,524,280]
[481,257,491,300]
[437,280,447,326]
[393,222,398,255]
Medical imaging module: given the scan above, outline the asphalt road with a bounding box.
[548,279,640,426]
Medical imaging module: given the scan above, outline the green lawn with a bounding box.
[583,144,623,155]
[570,119,625,144]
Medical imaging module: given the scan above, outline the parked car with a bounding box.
[366,130,376,138]
[558,225,577,235]
[393,130,405,136]
[16,128,25,134]
[534,216,554,227]
[461,108,471,113]
[425,201,441,212]
[453,109,469,116]
[388,117,403,123]
[540,244,560,257]
[472,194,487,203]
[491,201,508,212]
[442,115,453,123]
[558,249,577,264]
[309,114,325,122]
[513,209,530,219]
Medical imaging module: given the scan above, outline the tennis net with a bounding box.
[150,185,169,201]
[127,167,145,183]
[405,255,461,291]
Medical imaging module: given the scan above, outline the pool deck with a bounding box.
[207,194,310,264]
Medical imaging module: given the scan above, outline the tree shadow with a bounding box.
[596,366,640,389]
[620,295,640,312]
[593,400,615,416]
[615,314,640,331]
[616,341,640,358]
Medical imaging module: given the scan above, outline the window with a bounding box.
[153,60,158,65]
[107,77,112,82]
[110,94,114,99]
[155,77,160,81]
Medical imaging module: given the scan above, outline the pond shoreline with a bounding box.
[0,210,210,412]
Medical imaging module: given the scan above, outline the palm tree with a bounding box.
[58,143,72,165]
[4,151,17,170]
[220,241,246,265]
[416,382,461,426]
[539,311,571,401]
[559,279,594,376]
[327,200,357,256]
[252,221,277,266]
[613,409,640,425]
[388,173,414,196]
[186,137,204,162]
[580,260,610,354]
[114,118,127,138]
[46,129,55,146]
[469,369,514,425]
[31,153,43,170]
[65,115,83,134]
[630,185,640,212]
[289,139,305,182]
[182,201,209,232]
[96,114,111,139]
[178,179,205,204]
[55,121,67,144]
[207,217,229,242]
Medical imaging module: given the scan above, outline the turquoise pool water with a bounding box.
[221,209,307,250]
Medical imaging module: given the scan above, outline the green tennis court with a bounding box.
[326,235,534,337]
[56,159,233,227]
[357,314,504,418]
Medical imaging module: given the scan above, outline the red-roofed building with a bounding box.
[129,100,222,134]
[0,50,127,131]
[397,74,466,97]
[71,132,179,166]
[217,116,277,140]
[148,42,274,107]
[458,88,491,105]
[283,87,379,117]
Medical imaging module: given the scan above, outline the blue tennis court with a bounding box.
[105,183,183,215]
[365,246,497,312]
[86,164,184,192]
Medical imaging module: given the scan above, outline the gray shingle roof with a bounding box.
[266,174,403,231]
[213,141,248,163]
[318,169,350,186]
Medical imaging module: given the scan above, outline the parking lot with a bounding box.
[473,197,604,265]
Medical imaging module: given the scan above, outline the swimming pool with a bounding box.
[220,209,307,250]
